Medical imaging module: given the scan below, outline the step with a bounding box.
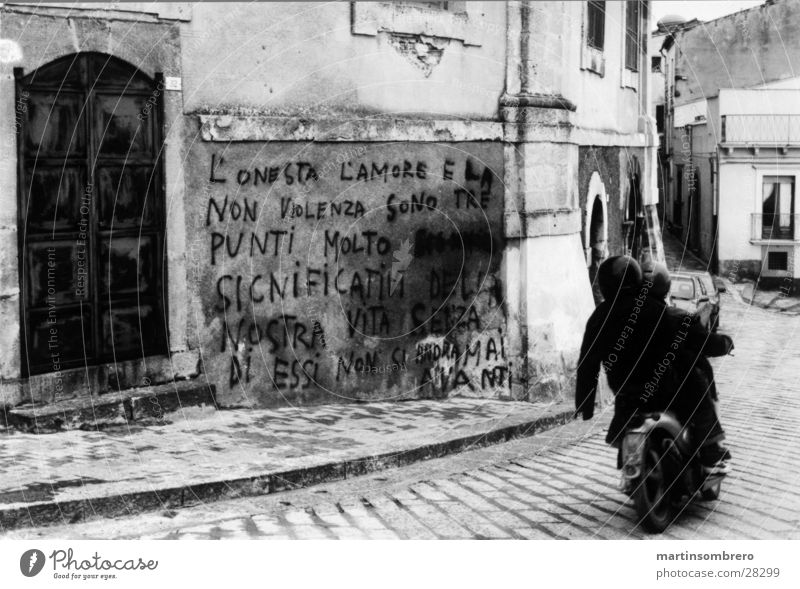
[6,380,217,433]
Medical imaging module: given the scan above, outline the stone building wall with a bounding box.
[673,0,800,105]
[0,1,657,409]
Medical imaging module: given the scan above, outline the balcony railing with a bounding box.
[751,213,800,241]
[723,115,800,144]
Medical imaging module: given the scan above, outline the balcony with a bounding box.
[723,115,800,144]
[751,213,800,242]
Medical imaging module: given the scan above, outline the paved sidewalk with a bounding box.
[13,295,800,541]
[737,281,800,314]
[0,398,573,531]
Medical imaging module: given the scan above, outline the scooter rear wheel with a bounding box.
[634,446,675,533]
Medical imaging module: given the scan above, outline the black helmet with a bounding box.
[642,261,671,299]
[597,255,642,300]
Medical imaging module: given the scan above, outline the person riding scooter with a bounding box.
[575,256,732,474]
[640,261,733,472]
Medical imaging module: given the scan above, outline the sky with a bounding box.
[652,1,765,25]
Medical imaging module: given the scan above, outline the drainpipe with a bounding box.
[660,45,672,230]
[687,123,694,246]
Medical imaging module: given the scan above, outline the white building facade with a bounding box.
[656,0,800,287]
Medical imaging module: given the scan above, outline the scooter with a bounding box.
[618,410,726,533]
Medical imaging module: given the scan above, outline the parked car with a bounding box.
[669,271,721,332]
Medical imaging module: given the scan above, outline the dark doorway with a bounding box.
[16,53,168,376]
[588,197,606,304]
[673,164,684,234]
[625,163,643,260]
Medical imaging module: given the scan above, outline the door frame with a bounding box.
[14,53,169,377]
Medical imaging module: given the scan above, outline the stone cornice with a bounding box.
[499,93,577,112]
[196,114,655,148]
[198,114,504,143]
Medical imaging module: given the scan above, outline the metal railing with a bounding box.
[723,115,800,144]
[751,213,800,241]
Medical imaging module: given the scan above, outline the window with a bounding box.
[697,278,707,296]
[651,55,662,72]
[670,277,695,300]
[587,1,606,50]
[17,53,168,376]
[768,251,788,271]
[699,274,716,297]
[762,176,795,240]
[625,1,641,71]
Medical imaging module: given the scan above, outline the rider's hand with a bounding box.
[722,335,734,354]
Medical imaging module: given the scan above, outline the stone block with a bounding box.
[269,463,346,493]
[127,381,217,421]
[0,380,23,408]
[0,297,20,380]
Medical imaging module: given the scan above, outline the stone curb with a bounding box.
[737,284,800,314]
[0,407,575,531]
[739,287,759,307]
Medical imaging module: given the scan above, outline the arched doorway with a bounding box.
[16,52,168,376]
[588,197,606,304]
[624,157,644,259]
[584,171,608,304]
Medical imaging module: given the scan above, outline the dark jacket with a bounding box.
[575,289,731,444]
[653,298,732,401]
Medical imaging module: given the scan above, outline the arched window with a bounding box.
[16,53,167,376]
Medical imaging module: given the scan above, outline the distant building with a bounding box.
[0,2,659,418]
[655,0,800,287]
[649,13,699,224]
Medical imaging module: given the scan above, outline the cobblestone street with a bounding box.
[11,289,800,540]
